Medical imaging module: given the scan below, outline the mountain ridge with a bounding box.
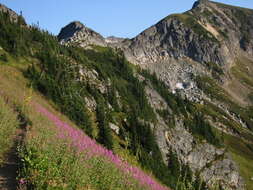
[58,0,253,105]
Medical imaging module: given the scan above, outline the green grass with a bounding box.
[201,102,240,131]
[204,62,224,78]
[19,115,145,190]
[201,101,253,142]
[196,76,231,104]
[224,134,253,190]
[196,75,253,132]
[214,1,253,12]
[231,59,253,88]
[0,96,19,166]
[248,93,253,104]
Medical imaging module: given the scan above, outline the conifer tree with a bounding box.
[96,100,113,150]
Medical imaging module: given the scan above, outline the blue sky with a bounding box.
[1,0,253,38]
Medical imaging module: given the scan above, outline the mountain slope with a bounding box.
[57,1,253,190]
[0,39,171,190]
[0,1,253,190]
[0,6,169,190]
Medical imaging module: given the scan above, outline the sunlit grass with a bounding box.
[224,134,253,190]
[0,96,18,166]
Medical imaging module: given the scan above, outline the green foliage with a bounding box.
[168,149,181,178]
[0,12,168,188]
[0,53,8,62]
[232,60,253,88]
[248,91,253,102]
[223,133,253,190]
[141,70,220,146]
[204,62,224,78]
[3,10,251,190]
[0,96,19,166]
[82,47,156,122]
[125,113,176,187]
[167,150,209,190]
[26,57,94,137]
[96,100,114,150]
[185,113,221,146]
[201,9,213,18]
[196,76,229,103]
[140,69,188,115]
[107,85,120,112]
[19,117,145,190]
[196,76,253,132]
[0,12,33,57]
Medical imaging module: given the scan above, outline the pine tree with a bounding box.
[96,100,113,150]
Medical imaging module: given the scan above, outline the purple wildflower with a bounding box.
[19,178,26,185]
[34,103,169,190]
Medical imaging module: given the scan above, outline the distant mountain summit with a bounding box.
[58,21,106,47]
[58,21,127,48]
[105,36,126,44]
[192,0,210,9]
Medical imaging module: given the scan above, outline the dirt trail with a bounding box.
[0,114,27,190]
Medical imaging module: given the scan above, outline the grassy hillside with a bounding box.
[0,61,169,190]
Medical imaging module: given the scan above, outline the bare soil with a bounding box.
[0,128,26,190]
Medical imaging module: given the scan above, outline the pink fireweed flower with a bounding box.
[19,178,26,185]
[34,103,169,190]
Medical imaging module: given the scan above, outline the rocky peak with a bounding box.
[192,0,210,9]
[58,21,106,48]
[58,21,85,40]
[105,36,126,44]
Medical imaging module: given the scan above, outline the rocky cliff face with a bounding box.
[121,0,253,66]
[166,126,244,190]
[58,21,106,48]
[145,81,246,190]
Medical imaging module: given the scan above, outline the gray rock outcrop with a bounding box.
[58,21,106,48]
[166,125,245,190]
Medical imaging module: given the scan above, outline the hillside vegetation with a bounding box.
[0,2,253,190]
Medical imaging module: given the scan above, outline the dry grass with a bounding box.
[225,57,253,106]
